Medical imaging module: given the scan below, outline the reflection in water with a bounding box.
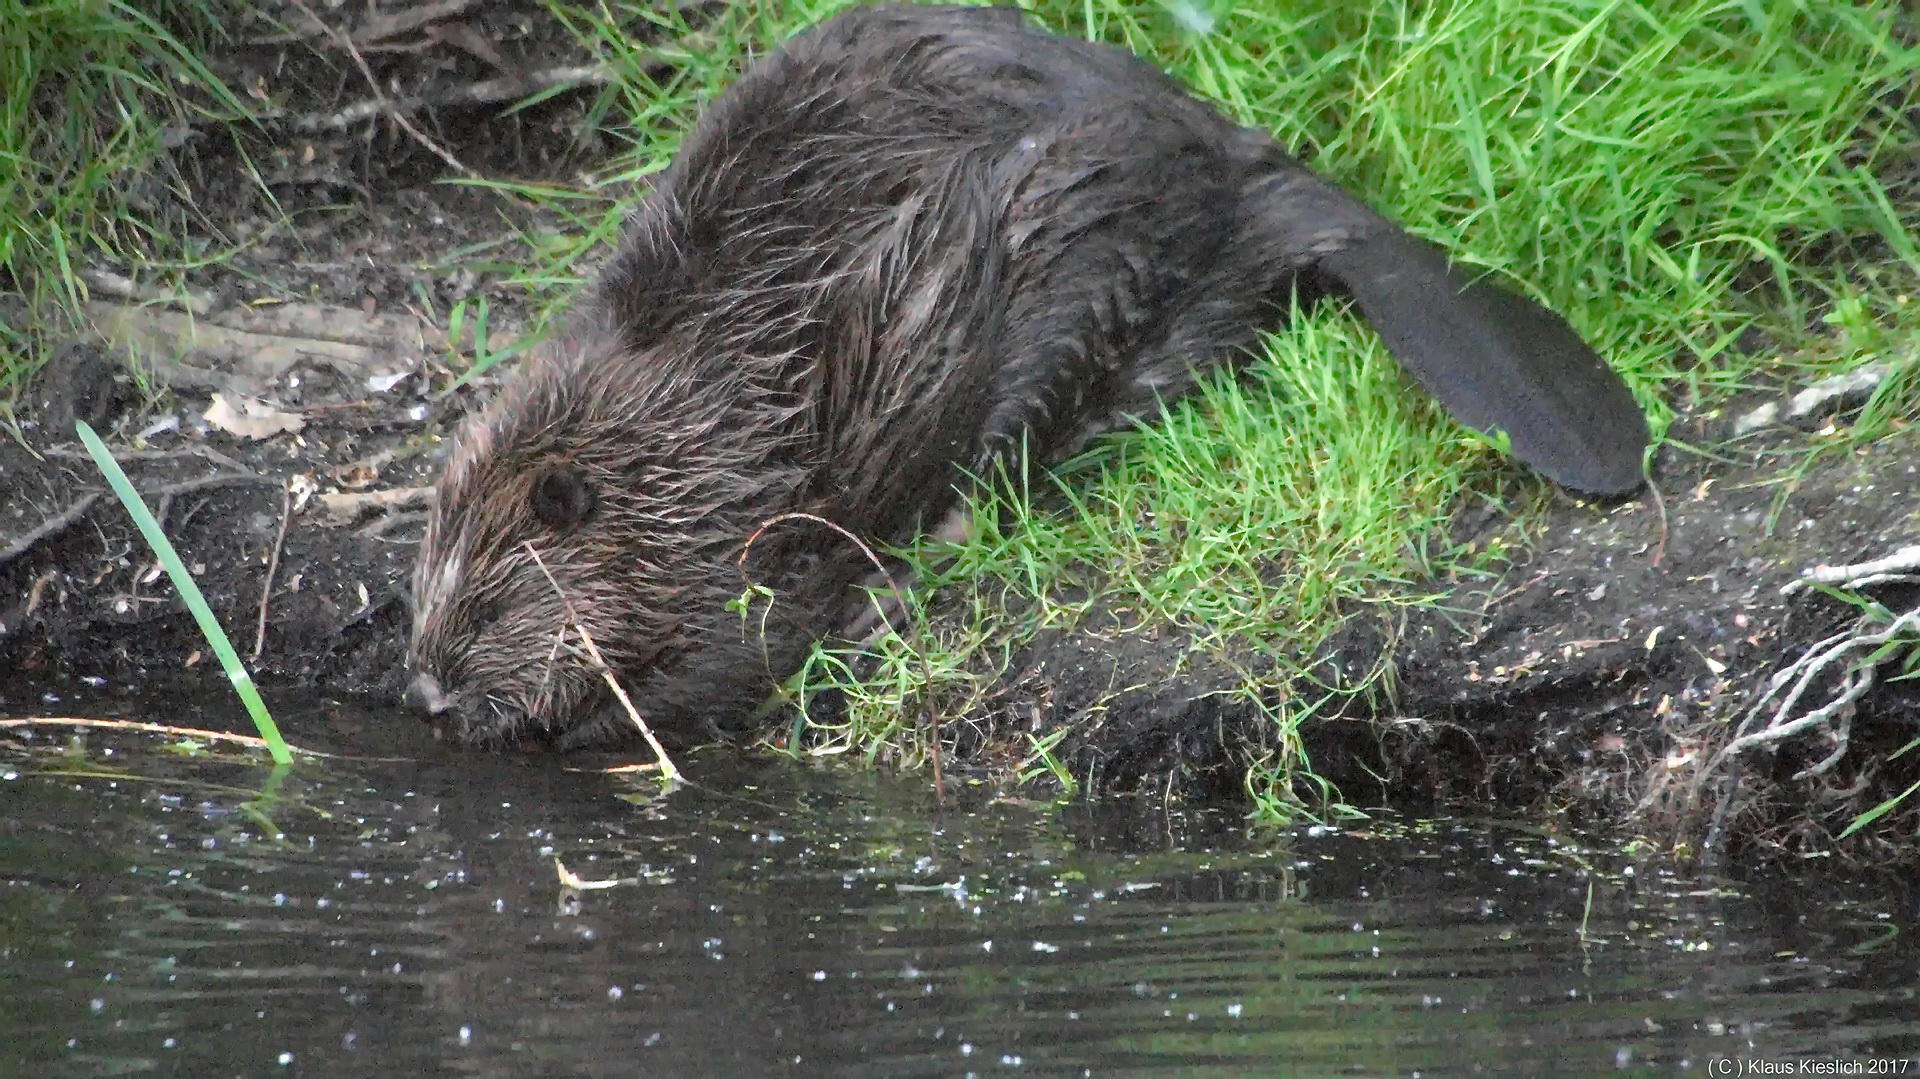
[0,690,1916,1077]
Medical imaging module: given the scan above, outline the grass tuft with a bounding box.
[0,0,245,400]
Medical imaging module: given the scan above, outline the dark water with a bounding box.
[2,691,1917,1078]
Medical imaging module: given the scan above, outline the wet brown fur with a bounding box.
[409,4,1647,749]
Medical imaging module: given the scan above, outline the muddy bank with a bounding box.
[6,323,1918,857]
[3,0,1918,856]
[1005,411,1920,855]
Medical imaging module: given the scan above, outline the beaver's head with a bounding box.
[406,331,815,749]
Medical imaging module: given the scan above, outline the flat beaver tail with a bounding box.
[1117,168,1648,496]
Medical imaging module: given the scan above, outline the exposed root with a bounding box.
[1645,474,1668,567]
[1696,544,1920,815]
[1785,543,1920,594]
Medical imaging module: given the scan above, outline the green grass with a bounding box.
[459,0,1920,815]
[73,419,291,765]
[0,0,243,402]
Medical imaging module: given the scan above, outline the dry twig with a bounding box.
[253,483,295,661]
[288,64,610,133]
[284,0,477,178]
[2,473,277,569]
[44,444,251,474]
[522,543,681,782]
[153,474,285,525]
[251,0,477,46]
[2,716,290,753]
[0,493,104,567]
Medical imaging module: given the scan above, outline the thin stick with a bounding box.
[738,512,944,800]
[2,474,278,569]
[251,0,476,46]
[567,760,667,775]
[283,65,611,132]
[522,543,681,782]
[0,715,279,748]
[0,492,102,566]
[0,716,414,762]
[44,444,251,473]
[253,483,295,661]
[0,716,283,753]
[152,474,283,526]
[575,622,680,783]
[285,0,478,179]
[1644,476,1669,568]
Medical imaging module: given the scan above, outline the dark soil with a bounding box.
[4,0,1918,859]
[1007,418,1920,858]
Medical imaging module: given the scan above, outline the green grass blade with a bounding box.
[72,420,292,765]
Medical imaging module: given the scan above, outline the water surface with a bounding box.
[2,688,1916,1076]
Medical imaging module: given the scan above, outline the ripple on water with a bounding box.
[1,695,1917,1076]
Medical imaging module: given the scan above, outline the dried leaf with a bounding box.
[204,392,305,440]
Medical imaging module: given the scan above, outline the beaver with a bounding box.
[408,3,1648,749]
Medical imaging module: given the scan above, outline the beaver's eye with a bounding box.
[471,601,502,630]
[528,467,597,529]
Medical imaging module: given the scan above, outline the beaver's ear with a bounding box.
[529,467,597,529]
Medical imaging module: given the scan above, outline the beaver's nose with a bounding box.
[408,672,453,717]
